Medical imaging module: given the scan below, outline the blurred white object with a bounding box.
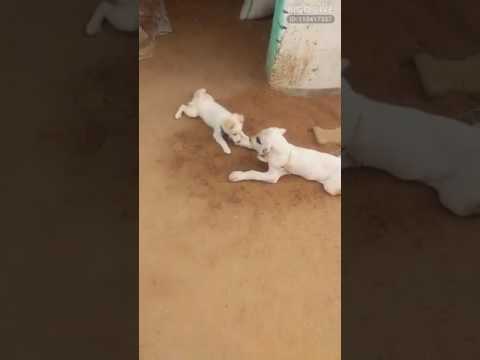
[140,0,172,37]
[156,0,172,34]
[240,0,275,20]
[342,69,480,216]
[86,0,139,35]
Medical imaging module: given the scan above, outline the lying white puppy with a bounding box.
[342,62,480,216]
[86,0,138,35]
[175,88,251,154]
[229,127,341,195]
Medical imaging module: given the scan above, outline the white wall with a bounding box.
[267,0,341,92]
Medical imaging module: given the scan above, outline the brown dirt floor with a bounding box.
[343,1,480,359]
[140,1,340,359]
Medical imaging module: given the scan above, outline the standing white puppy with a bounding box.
[229,127,341,195]
[175,88,251,154]
[86,0,138,35]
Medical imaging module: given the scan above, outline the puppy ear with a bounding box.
[231,113,244,124]
[261,144,272,157]
[259,135,274,157]
[223,118,235,131]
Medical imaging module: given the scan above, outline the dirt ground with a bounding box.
[139,1,340,359]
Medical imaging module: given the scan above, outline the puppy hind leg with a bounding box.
[175,104,198,119]
[183,104,199,118]
[323,182,341,196]
[438,182,479,216]
[174,105,186,119]
[322,176,341,196]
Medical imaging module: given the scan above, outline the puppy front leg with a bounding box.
[257,154,268,163]
[213,129,231,154]
[229,168,287,183]
[86,1,112,35]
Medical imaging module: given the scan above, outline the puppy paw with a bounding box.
[223,147,232,155]
[257,154,268,163]
[174,110,183,119]
[85,21,101,36]
[229,171,244,182]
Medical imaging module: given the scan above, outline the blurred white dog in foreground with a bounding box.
[229,127,341,196]
[175,88,251,154]
[342,61,480,216]
[86,0,138,35]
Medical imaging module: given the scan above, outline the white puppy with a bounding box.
[342,61,480,216]
[86,0,138,35]
[175,88,251,154]
[229,127,341,195]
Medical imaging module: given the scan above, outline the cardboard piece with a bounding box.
[139,0,172,61]
[459,107,480,126]
[139,26,155,61]
[414,53,480,96]
[312,126,341,145]
[140,0,172,37]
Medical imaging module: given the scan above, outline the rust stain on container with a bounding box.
[270,44,314,89]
